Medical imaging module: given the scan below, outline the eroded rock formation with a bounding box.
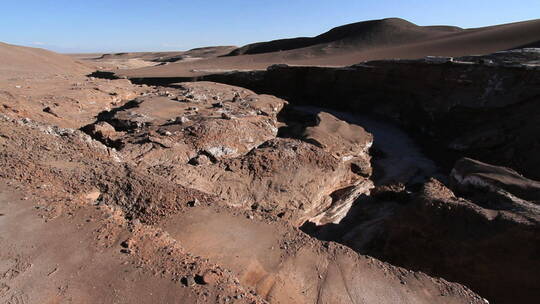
[83,82,375,226]
[306,158,540,304]
[194,52,540,180]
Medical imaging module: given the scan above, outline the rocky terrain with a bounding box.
[190,50,540,181]
[0,72,486,304]
[2,17,540,304]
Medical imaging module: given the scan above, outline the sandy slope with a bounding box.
[0,42,90,78]
[116,18,540,78]
[0,43,150,129]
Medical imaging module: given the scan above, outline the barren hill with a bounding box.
[0,42,90,77]
[226,18,462,56]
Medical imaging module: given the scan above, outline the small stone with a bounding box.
[201,271,219,285]
[189,154,211,166]
[43,106,59,117]
[221,112,233,120]
[175,116,190,124]
[85,189,101,202]
[187,199,200,207]
[212,102,223,108]
[158,129,172,136]
[181,276,196,287]
[256,110,269,116]
[86,121,118,140]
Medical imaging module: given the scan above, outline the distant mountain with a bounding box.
[98,46,237,63]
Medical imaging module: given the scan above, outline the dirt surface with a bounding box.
[0,74,148,129]
[0,185,203,304]
[160,208,483,304]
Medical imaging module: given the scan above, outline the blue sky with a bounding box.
[1,0,539,53]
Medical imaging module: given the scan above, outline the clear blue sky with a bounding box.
[1,0,539,53]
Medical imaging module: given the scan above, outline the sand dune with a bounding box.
[226,18,462,56]
[116,18,540,78]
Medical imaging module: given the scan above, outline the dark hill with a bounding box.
[226,18,462,56]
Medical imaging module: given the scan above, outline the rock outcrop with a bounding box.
[451,157,540,205]
[83,82,374,225]
[311,158,540,304]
